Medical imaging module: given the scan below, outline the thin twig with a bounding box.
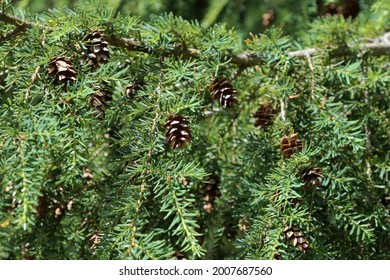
[0,11,46,29]
[128,61,164,252]
[0,25,25,43]
[24,65,40,102]
[280,98,286,122]
[105,35,150,54]
[40,30,46,48]
[361,61,374,187]
[305,50,316,99]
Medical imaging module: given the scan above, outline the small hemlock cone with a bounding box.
[280,133,303,158]
[300,167,323,190]
[210,78,238,108]
[253,103,277,128]
[83,30,110,69]
[284,226,310,253]
[262,10,276,27]
[47,56,77,85]
[125,81,143,99]
[88,82,113,120]
[202,175,221,213]
[164,115,192,149]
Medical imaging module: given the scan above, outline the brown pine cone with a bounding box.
[88,82,113,120]
[280,133,303,158]
[253,103,277,128]
[83,30,110,69]
[300,167,323,190]
[284,226,310,253]
[164,115,192,149]
[202,175,221,213]
[210,78,238,108]
[47,56,77,85]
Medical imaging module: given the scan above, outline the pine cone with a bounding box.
[284,226,310,253]
[164,115,192,149]
[125,81,143,99]
[253,103,277,128]
[202,175,221,213]
[88,82,113,120]
[83,30,110,69]
[300,167,323,190]
[280,133,303,158]
[210,78,238,108]
[47,56,77,85]
[262,10,276,27]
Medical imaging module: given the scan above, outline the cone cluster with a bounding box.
[83,30,110,69]
[202,175,221,213]
[88,82,113,120]
[210,78,238,108]
[280,133,303,158]
[164,115,192,149]
[253,103,277,128]
[300,167,323,190]
[47,56,77,85]
[284,226,310,252]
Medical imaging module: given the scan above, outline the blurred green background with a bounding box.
[11,0,379,36]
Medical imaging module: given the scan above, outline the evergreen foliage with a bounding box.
[0,0,389,260]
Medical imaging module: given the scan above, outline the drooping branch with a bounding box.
[0,11,40,28]
[0,11,47,43]
[1,11,389,68]
[287,35,390,57]
[105,35,151,54]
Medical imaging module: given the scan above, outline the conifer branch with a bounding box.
[1,2,389,260]
[128,63,164,253]
[0,11,47,42]
[1,12,389,67]
[287,40,390,57]
[0,25,24,42]
[105,35,150,54]
[0,11,45,29]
